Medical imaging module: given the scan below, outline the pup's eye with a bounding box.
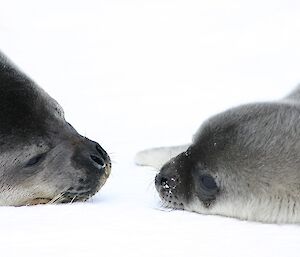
[200,174,218,191]
[196,174,219,204]
[25,154,45,167]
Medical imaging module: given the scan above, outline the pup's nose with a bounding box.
[155,173,176,190]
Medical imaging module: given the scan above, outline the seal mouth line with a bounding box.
[26,198,52,206]
[26,192,66,205]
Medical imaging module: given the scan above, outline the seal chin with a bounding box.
[25,190,97,206]
[23,161,112,206]
[161,198,185,210]
[64,161,112,204]
[24,195,91,206]
[24,194,92,206]
[59,167,112,204]
[59,191,94,204]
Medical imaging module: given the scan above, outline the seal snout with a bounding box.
[90,143,110,170]
[155,173,178,191]
[92,143,112,177]
[69,138,111,202]
[155,173,184,209]
[0,51,114,206]
[73,139,111,174]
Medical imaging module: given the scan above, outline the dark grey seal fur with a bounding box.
[136,86,300,223]
[0,51,111,206]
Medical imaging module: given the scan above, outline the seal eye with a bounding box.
[199,174,218,192]
[25,154,45,167]
[195,174,219,205]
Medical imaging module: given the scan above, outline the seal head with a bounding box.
[155,98,300,223]
[0,52,111,206]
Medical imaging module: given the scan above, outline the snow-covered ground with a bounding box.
[1,0,300,256]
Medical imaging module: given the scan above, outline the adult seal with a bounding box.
[136,86,300,223]
[0,51,111,206]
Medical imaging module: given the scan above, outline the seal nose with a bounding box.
[88,142,110,170]
[95,144,107,157]
[90,154,105,168]
[155,174,166,187]
[155,173,177,190]
[72,139,111,174]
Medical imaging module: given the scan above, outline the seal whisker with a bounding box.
[108,152,116,157]
[145,178,156,193]
[70,195,77,204]
[154,206,173,212]
[110,159,117,164]
[49,193,64,204]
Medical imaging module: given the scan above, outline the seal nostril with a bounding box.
[90,155,105,167]
[161,177,168,186]
[96,144,106,156]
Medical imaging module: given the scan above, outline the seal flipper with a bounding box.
[135,144,190,169]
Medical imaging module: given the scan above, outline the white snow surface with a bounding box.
[1,0,300,256]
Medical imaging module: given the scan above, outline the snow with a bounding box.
[0,0,300,256]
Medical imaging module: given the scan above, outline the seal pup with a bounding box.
[136,86,300,223]
[0,51,111,206]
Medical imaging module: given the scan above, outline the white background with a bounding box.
[1,0,300,256]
